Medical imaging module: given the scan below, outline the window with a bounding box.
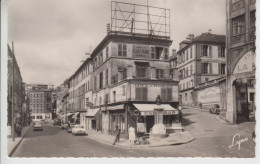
[190,46,193,58]
[187,82,189,88]
[186,67,189,77]
[105,94,109,104]
[155,47,163,59]
[205,78,209,82]
[113,91,116,102]
[99,52,103,65]
[118,67,127,80]
[201,45,212,57]
[190,64,193,75]
[201,63,212,74]
[164,48,169,60]
[183,83,185,90]
[100,72,103,89]
[219,63,226,74]
[161,88,172,101]
[156,69,164,79]
[186,50,188,60]
[185,93,187,101]
[190,80,194,87]
[179,84,182,90]
[136,87,148,101]
[151,47,155,59]
[136,66,147,78]
[88,81,90,91]
[99,97,102,105]
[118,44,127,57]
[232,16,245,36]
[250,93,255,102]
[219,46,225,57]
[106,47,109,60]
[105,69,108,86]
[94,77,97,91]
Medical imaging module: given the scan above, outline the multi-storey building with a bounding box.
[7,43,25,135]
[225,0,256,123]
[177,32,226,108]
[29,89,52,121]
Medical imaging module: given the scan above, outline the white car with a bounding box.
[72,125,87,136]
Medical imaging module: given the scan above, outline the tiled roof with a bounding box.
[192,33,225,44]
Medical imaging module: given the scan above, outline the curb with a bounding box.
[9,125,32,157]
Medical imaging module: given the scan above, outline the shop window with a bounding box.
[156,69,164,79]
[118,67,127,80]
[232,15,245,36]
[136,87,148,101]
[161,88,172,101]
[118,44,127,57]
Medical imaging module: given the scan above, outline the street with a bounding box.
[12,108,255,158]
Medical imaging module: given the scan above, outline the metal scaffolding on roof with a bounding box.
[110,1,171,39]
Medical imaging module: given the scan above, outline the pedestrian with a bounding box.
[15,123,22,137]
[178,106,183,124]
[128,126,136,147]
[113,125,121,145]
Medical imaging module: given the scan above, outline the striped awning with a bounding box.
[133,103,178,116]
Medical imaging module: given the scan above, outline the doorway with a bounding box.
[146,116,154,133]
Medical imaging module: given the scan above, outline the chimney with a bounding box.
[208,29,212,34]
[107,23,110,34]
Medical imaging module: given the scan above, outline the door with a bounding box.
[236,81,249,123]
[146,116,154,133]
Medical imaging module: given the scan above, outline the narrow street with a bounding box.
[12,108,255,158]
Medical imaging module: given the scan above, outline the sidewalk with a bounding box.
[86,129,195,148]
[7,125,31,156]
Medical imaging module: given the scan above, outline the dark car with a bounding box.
[53,118,61,126]
[209,104,220,115]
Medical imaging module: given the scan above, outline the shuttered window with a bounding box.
[136,87,148,101]
[156,69,164,79]
[118,44,127,57]
[161,88,172,101]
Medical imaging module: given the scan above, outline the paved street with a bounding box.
[12,108,255,157]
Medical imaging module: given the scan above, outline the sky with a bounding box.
[8,0,226,86]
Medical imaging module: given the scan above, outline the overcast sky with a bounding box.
[8,0,226,86]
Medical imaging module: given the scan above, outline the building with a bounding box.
[25,83,54,91]
[177,32,226,108]
[7,43,25,135]
[225,0,256,123]
[28,89,52,122]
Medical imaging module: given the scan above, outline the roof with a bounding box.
[178,33,226,53]
[85,108,100,117]
[68,57,92,81]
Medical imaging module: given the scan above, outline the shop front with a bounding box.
[226,50,255,123]
[85,108,101,131]
[127,103,181,136]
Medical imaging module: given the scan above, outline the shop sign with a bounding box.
[163,110,177,115]
[141,111,154,116]
[198,86,220,104]
[135,84,172,88]
[233,51,256,75]
[132,45,150,59]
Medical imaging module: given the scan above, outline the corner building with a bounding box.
[90,33,179,136]
[226,0,256,123]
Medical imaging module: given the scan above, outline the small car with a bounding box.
[72,124,87,136]
[209,104,220,115]
[53,118,61,126]
[33,121,43,131]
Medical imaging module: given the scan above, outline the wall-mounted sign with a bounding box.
[141,111,154,116]
[163,110,178,115]
[135,84,173,88]
[233,51,256,75]
[132,45,150,59]
[198,86,220,104]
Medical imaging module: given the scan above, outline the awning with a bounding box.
[66,113,74,117]
[72,112,80,119]
[85,108,100,117]
[101,104,124,111]
[133,103,178,116]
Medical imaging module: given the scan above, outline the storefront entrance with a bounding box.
[146,116,154,133]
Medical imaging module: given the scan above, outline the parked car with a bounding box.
[209,104,220,115]
[53,118,61,126]
[72,124,87,136]
[33,121,43,131]
[61,122,69,130]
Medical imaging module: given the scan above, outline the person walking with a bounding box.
[113,125,121,145]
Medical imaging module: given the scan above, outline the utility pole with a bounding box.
[11,41,15,141]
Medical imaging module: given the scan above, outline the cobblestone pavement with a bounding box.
[12,108,255,157]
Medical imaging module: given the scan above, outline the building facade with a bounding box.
[225,0,256,123]
[177,32,226,108]
[7,44,25,135]
[29,89,52,121]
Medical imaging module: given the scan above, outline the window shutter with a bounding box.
[218,63,221,74]
[218,46,221,58]
[200,45,203,57]
[201,63,204,74]
[161,88,166,101]
[209,63,212,74]
[167,88,172,101]
[209,46,212,58]
[143,88,148,100]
